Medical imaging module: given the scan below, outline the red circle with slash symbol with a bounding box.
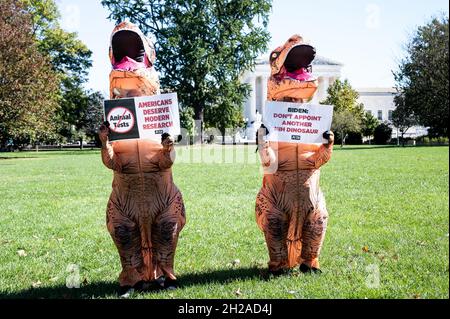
[107,107,135,134]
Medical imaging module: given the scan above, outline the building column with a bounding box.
[261,75,268,119]
[245,76,257,123]
[320,76,330,101]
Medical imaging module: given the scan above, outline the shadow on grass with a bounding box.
[0,267,264,299]
[0,157,39,160]
[332,145,397,151]
[333,144,449,151]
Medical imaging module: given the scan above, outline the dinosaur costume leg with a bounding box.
[106,180,185,287]
[151,192,186,281]
[106,199,147,287]
[300,191,328,270]
[256,190,290,272]
[256,169,329,272]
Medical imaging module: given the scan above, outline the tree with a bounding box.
[101,0,272,141]
[204,80,246,143]
[0,0,60,149]
[361,111,379,145]
[331,110,361,147]
[23,0,93,143]
[79,91,106,147]
[394,16,449,137]
[321,79,364,147]
[392,94,418,146]
[374,123,392,145]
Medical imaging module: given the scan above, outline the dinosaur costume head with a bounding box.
[109,21,160,99]
[267,35,318,102]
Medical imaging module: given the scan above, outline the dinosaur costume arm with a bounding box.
[99,123,122,172]
[309,131,335,168]
[306,142,333,169]
[101,142,123,172]
[259,142,277,167]
[157,134,175,170]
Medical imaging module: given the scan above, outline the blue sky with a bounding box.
[55,0,449,95]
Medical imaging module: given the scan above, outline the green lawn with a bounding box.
[0,145,448,299]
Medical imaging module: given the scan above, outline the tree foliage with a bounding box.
[80,91,106,146]
[331,109,361,147]
[0,0,60,148]
[321,79,364,147]
[204,79,246,140]
[374,122,392,145]
[394,16,449,137]
[23,0,94,140]
[361,111,379,144]
[392,94,418,146]
[101,0,272,138]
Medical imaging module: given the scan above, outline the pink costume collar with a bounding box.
[285,68,315,82]
[113,56,147,71]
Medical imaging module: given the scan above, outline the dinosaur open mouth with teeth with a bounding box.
[108,21,159,99]
[268,35,318,102]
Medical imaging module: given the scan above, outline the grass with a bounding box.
[0,145,448,299]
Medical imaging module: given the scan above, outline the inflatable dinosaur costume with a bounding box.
[256,35,334,275]
[99,22,185,292]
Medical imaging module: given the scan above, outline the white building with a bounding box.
[357,88,428,139]
[357,87,396,122]
[241,56,427,141]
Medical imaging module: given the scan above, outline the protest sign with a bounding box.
[263,101,333,144]
[104,93,180,142]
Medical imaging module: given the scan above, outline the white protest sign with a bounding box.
[263,101,333,144]
[104,93,181,142]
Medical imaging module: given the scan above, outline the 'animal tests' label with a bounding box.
[263,101,334,144]
[104,93,181,142]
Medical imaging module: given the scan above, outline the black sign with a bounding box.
[104,98,140,141]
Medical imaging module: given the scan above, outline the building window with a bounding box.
[378,110,383,121]
[388,110,393,121]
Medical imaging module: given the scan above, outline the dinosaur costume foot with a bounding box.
[163,278,179,290]
[299,263,322,274]
[119,278,168,296]
[119,285,134,296]
[119,280,153,295]
[268,269,287,277]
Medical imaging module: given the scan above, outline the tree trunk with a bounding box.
[221,128,226,145]
[79,137,83,150]
[401,132,405,147]
[194,106,204,144]
[341,130,345,148]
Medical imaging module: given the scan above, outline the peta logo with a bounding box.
[107,107,135,134]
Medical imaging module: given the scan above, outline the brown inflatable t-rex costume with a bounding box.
[256,35,334,275]
[99,22,185,292]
